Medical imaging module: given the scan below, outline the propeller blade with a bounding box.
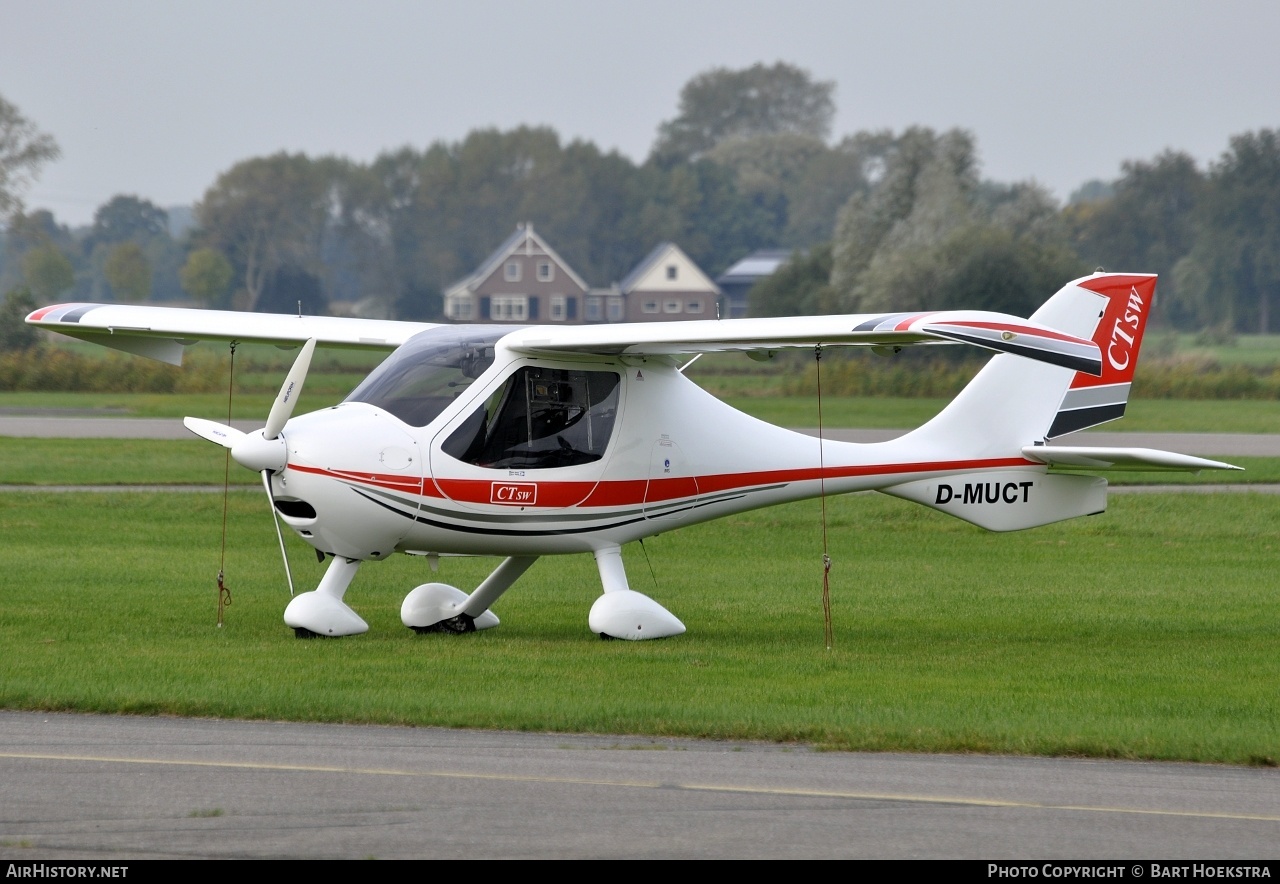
[264,337,317,441]
[183,416,246,449]
[262,470,296,597]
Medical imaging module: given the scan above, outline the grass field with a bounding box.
[3,351,1279,764]
[1,488,1277,765]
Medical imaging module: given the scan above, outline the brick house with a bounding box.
[443,223,590,323]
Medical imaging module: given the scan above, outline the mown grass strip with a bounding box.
[0,438,257,485]
[1,490,1276,765]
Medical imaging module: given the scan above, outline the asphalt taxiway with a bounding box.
[2,712,1277,860]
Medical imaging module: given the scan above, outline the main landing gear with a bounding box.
[282,545,686,640]
[399,545,685,641]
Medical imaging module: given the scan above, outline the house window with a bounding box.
[663,299,682,314]
[585,296,602,322]
[642,300,659,314]
[550,295,566,321]
[505,261,522,282]
[537,261,554,282]
[490,295,528,321]
[606,298,625,322]
[445,294,472,320]
[687,300,703,314]
[666,265,678,280]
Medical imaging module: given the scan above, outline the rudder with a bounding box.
[1045,274,1156,437]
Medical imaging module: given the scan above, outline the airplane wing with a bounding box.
[503,310,1103,375]
[1022,446,1241,472]
[29,303,1101,375]
[26,303,435,365]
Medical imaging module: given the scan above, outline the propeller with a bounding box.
[184,338,318,596]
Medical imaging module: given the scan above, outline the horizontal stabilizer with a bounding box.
[1022,446,1241,472]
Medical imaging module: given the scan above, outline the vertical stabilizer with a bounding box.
[1046,274,1157,438]
[897,273,1155,457]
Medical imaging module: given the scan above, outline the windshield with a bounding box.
[441,366,621,469]
[345,325,512,427]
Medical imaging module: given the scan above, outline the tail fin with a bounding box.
[1044,273,1156,438]
[895,273,1155,457]
[880,273,1236,532]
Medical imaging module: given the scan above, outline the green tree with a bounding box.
[933,223,1086,317]
[179,247,234,307]
[1174,130,1280,334]
[87,195,169,249]
[748,244,835,316]
[635,159,776,276]
[0,93,60,221]
[1,209,75,293]
[651,62,835,164]
[781,132,892,247]
[705,133,830,242]
[5,208,75,255]
[831,128,980,311]
[1065,151,1204,324]
[21,243,74,301]
[0,286,39,351]
[196,152,335,311]
[828,128,1085,316]
[102,242,151,301]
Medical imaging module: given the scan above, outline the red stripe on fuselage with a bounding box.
[289,463,430,496]
[287,456,1034,508]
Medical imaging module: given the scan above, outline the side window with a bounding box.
[442,367,621,470]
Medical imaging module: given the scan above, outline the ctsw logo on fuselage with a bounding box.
[935,480,1034,505]
[491,482,537,505]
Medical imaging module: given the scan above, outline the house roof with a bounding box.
[716,249,792,284]
[618,242,719,294]
[447,223,590,294]
[618,243,673,292]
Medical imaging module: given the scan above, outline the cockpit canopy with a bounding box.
[344,325,511,427]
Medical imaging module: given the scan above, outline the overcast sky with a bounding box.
[3,0,1278,227]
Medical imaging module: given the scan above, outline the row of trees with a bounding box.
[3,65,1280,334]
[754,128,1280,334]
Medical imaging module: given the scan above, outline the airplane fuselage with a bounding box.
[270,341,1045,563]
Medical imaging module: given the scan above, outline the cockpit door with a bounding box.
[428,362,624,511]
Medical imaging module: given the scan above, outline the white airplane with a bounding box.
[27,272,1238,640]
